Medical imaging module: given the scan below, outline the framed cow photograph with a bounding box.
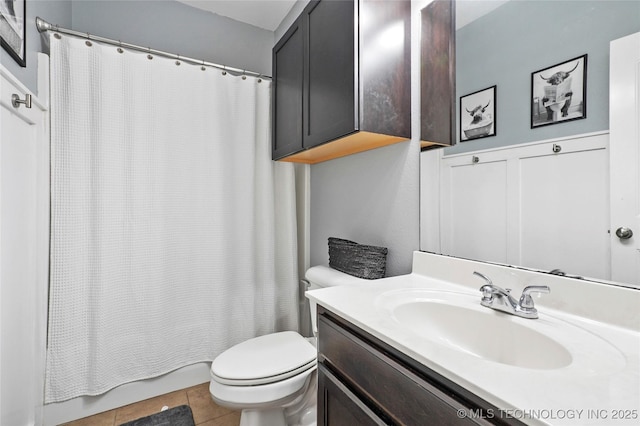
[531,54,587,128]
[0,0,26,66]
[460,85,496,142]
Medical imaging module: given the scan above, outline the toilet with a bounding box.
[209,265,366,426]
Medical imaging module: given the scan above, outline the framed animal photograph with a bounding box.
[0,0,26,66]
[460,85,496,142]
[531,54,587,128]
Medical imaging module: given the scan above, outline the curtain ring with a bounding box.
[175,54,181,66]
[222,65,227,76]
[117,40,124,54]
[85,33,92,47]
[242,70,247,80]
[257,74,262,83]
[147,47,153,60]
[201,60,206,71]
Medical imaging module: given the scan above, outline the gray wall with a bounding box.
[450,0,640,154]
[71,0,273,77]
[275,0,308,42]
[2,0,273,95]
[309,143,420,277]
[1,0,71,94]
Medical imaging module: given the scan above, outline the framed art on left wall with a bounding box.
[460,85,496,142]
[0,0,26,66]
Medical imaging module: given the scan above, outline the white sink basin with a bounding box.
[375,289,625,372]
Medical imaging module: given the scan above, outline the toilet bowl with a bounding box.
[209,266,367,426]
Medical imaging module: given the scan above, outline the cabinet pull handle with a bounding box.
[11,93,32,109]
[552,143,561,153]
[472,156,479,163]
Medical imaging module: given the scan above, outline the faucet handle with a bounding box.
[474,272,494,302]
[479,285,493,302]
[518,285,550,310]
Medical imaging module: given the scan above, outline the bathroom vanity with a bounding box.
[307,252,640,425]
[317,307,521,425]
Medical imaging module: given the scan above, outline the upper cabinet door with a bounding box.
[272,16,305,160]
[421,0,456,148]
[303,0,356,149]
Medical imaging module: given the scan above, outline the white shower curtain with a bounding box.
[45,34,299,403]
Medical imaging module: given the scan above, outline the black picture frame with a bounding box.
[459,85,496,142]
[0,0,26,67]
[531,54,587,128]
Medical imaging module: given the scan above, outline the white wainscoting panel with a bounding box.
[441,159,509,264]
[421,132,610,281]
[519,144,609,278]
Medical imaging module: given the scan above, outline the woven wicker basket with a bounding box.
[328,237,388,280]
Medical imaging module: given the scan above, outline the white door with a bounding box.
[610,32,640,285]
[0,64,49,426]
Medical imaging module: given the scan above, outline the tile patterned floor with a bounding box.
[60,382,240,426]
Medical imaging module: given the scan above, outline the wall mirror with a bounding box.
[420,0,640,289]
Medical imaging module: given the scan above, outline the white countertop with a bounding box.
[306,252,640,426]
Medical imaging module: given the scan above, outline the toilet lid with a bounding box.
[211,331,317,386]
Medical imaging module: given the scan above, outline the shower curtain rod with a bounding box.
[35,17,272,80]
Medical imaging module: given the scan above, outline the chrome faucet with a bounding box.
[473,271,550,319]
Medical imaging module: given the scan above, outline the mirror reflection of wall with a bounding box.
[420,0,640,288]
[451,0,639,154]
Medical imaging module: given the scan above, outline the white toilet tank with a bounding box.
[304,266,367,335]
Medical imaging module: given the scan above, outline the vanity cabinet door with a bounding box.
[318,308,521,426]
[318,364,387,426]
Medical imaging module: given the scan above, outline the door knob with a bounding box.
[615,227,633,240]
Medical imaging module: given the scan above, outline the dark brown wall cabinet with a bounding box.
[317,307,525,425]
[272,0,411,164]
[421,0,456,148]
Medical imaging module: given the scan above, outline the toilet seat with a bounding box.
[210,364,317,407]
[211,331,317,386]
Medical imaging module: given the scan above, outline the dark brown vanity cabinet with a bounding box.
[272,0,411,164]
[317,307,524,425]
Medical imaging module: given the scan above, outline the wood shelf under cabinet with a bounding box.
[277,132,407,164]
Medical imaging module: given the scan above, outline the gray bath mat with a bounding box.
[119,405,195,426]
